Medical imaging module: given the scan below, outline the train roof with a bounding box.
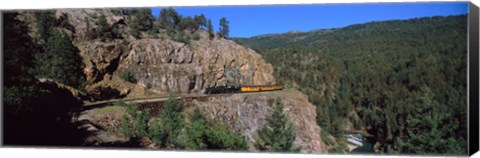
[240,85,283,87]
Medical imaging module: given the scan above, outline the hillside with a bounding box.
[15,9,275,99]
[3,8,328,153]
[237,15,468,154]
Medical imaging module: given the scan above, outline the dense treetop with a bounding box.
[238,15,468,155]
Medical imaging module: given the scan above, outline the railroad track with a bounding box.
[81,89,288,111]
[83,93,230,106]
[84,89,290,106]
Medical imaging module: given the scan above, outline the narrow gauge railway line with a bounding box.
[82,93,213,110]
[81,87,285,112]
[83,85,283,109]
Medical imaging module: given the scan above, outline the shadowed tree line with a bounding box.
[3,12,89,146]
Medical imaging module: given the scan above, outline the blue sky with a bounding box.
[150,2,468,38]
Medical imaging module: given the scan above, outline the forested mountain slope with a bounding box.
[237,15,468,154]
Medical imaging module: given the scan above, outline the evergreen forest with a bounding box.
[237,15,468,155]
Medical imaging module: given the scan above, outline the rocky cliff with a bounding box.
[187,89,328,153]
[13,9,328,153]
[20,9,275,98]
[117,33,276,94]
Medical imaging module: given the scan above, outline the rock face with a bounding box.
[55,9,128,41]
[117,33,276,94]
[188,89,328,153]
[46,9,276,96]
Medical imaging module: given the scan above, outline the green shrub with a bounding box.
[134,109,151,138]
[120,71,137,83]
[130,27,140,39]
[115,99,126,106]
[174,32,191,44]
[146,83,152,89]
[166,26,176,38]
[148,95,185,148]
[115,96,250,151]
[59,19,75,32]
[192,34,200,41]
[112,27,123,39]
[205,124,248,150]
[148,25,159,38]
[149,119,165,145]
[332,137,349,153]
[185,108,248,150]
[320,130,333,147]
[117,103,151,139]
[112,9,122,16]
[118,115,134,137]
[233,39,245,46]
[125,103,138,116]
[95,15,112,39]
[35,11,55,42]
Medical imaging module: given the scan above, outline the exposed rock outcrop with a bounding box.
[42,9,276,96]
[116,32,276,94]
[187,89,328,153]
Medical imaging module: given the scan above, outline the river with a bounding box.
[346,134,375,154]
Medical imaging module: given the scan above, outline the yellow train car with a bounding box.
[240,86,261,92]
[240,85,283,93]
[260,86,276,91]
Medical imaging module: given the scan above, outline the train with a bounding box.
[205,85,283,94]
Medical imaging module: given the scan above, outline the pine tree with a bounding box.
[148,22,159,37]
[179,16,196,32]
[316,101,331,132]
[36,11,55,43]
[185,108,209,150]
[118,115,134,137]
[254,96,300,152]
[132,9,155,31]
[4,13,85,145]
[395,86,466,154]
[149,95,185,148]
[4,13,39,115]
[207,19,214,38]
[130,24,140,38]
[194,14,207,29]
[134,109,151,138]
[218,17,229,38]
[129,9,155,38]
[35,30,85,88]
[159,7,181,29]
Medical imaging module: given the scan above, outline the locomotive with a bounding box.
[205,85,283,94]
